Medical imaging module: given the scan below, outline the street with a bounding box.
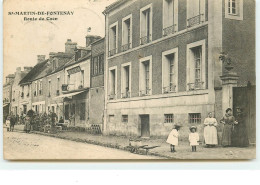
[3,130,161,160]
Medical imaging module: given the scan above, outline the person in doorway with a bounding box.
[166,124,181,152]
[220,108,237,147]
[232,107,249,147]
[24,110,34,133]
[59,116,64,123]
[203,112,218,147]
[189,126,200,152]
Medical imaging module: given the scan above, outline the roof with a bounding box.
[91,37,105,46]
[6,74,15,78]
[19,60,49,85]
[64,53,91,69]
[103,0,128,15]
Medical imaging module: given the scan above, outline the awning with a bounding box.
[54,91,85,99]
[3,103,9,108]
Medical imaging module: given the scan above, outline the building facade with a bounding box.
[3,74,15,121]
[89,38,105,128]
[103,0,255,137]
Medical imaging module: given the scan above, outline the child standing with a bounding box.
[166,124,181,152]
[189,126,199,152]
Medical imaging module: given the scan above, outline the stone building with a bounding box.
[102,0,255,137]
[89,38,105,128]
[10,67,32,116]
[3,74,15,121]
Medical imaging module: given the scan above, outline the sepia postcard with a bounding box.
[3,0,256,160]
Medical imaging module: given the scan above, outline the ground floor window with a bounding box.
[80,103,86,120]
[122,115,128,123]
[189,113,201,124]
[164,114,174,123]
[109,115,114,122]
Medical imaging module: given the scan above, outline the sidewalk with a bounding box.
[13,125,256,159]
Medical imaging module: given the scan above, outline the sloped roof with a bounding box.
[19,60,49,85]
[103,0,128,14]
[6,74,15,78]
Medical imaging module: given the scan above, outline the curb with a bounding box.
[14,129,172,159]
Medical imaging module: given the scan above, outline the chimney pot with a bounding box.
[37,55,46,64]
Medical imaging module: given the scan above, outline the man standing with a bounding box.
[9,112,16,132]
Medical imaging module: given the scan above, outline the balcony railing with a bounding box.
[140,34,151,45]
[163,25,177,37]
[121,43,131,52]
[121,91,131,99]
[108,94,116,100]
[109,48,117,57]
[187,14,204,28]
[163,85,176,93]
[187,82,204,91]
[139,89,151,96]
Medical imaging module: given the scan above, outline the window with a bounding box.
[189,113,201,124]
[108,67,117,100]
[21,86,24,98]
[57,77,60,95]
[92,54,104,76]
[109,22,118,56]
[48,80,51,97]
[34,81,38,96]
[164,114,174,123]
[186,40,206,91]
[80,103,86,120]
[163,0,178,36]
[225,0,243,20]
[162,48,178,93]
[187,0,205,27]
[122,14,132,51]
[122,115,128,123]
[80,71,84,88]
[140,4,152,45]
[39,80,42,95]
[109,115,115,122]
[139,56,152,96]
[121,63,131,98]
[27,85,30,97]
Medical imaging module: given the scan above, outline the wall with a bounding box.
[89,87,105,126]
[222,0,255,86]
[107,26,208,98]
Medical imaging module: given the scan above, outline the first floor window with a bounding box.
[189,113,201,124]
[80,103,86,120]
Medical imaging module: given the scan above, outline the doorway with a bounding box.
[140,114,150,138]
[65,104,69,120]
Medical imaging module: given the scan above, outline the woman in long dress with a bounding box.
[24,115,31,133]
[220,108,236,147]
[203,112,218,147]
[232,107,249,147]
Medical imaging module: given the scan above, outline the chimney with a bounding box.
[65,39,77,54]
[85,35,102,47]
[24,66,33,72]
[16,67,21,72]
[37,55,46,64]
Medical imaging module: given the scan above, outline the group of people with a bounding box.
[166,107,249,152]
[5,109,62,133]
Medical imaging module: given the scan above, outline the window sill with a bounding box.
[108,89,209,103]
[107,22,208,60]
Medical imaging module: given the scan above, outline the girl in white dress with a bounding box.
[189,126,200,152]
[166,124,181,152]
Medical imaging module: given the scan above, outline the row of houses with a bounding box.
[3,0,255,139]
[4,36,105,129]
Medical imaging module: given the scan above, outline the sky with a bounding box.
[3,0,117,79]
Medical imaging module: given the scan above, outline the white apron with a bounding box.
[204,117,218,145]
